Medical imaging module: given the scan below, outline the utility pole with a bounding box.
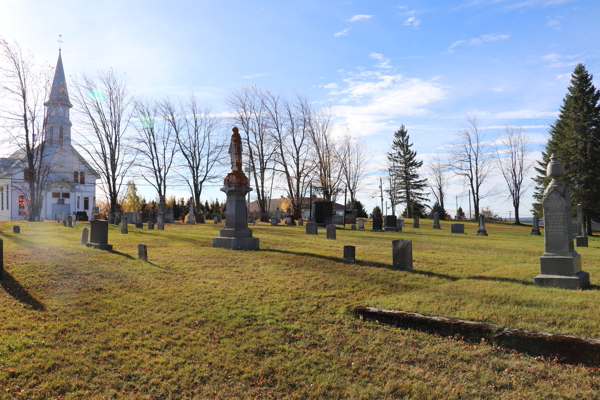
[380,177,384,218]
[456,195,458,218]
[509,211,512,222]
[343,187,347,227]
[309,183,313,221]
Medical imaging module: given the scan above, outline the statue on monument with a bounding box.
[224,127,248,187]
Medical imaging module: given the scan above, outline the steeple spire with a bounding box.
[46,50,72,108]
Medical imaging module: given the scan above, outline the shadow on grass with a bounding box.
[467,275,533,286]
[108,249,169,270]
[1,271,46,311]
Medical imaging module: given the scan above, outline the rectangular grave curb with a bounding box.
[354,306,600,366]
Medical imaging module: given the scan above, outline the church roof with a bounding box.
[45,51,72,107]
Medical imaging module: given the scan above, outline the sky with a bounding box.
[1,0,599,219]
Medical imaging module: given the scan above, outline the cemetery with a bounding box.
[0,216,599,398]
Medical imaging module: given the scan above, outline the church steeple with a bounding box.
[46,50,72,108]
[45,51,73,149]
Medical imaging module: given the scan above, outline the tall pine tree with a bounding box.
[386,125,428,218]
[531,64,600,234]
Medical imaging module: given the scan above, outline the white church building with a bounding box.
[0,51,99,221]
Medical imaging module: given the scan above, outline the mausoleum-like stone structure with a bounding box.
[212,127,260,251]
[535,154,589,289]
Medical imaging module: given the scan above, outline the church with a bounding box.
[0,51,99,221]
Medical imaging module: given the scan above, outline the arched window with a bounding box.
[59,126,64,147]
[80,171,85,184]
[77,196,80,209]
[73,172,79,182]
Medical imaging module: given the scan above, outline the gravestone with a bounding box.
[12,226,20,234]
[344,246,356,263]
[351,224,356,230]
[63,220,67,227]
[275,207,280,221]
[326,224,336,240]
[312,201,333,227]
[306,222,318,235]
[451,224,465,234]
[136,212,144,228]
[333,215,344,225]
[61,212,65,222]
[157,212,164,230]
[271,217,278,226]
[372,216,383,232]
[148,222,154,230]
[0,238,3,280]
[67,215,73,228]
[575,204,588,247]
[413,217,420,229]
[107,214,114,224]
[531,216,542,235]
[253,219,258,226]
[86,220,113,251]
[114,213,121,226]
[476,214,488,236]
[385,215,398,232]
[432,212,441,229]
[392,239,413,270]
[212,127,260,250]
[297,218,303,227]
[120,216,128,234]
[286,216,295,226]
[188,198,196,225]
[397,219,405,229]
[358,219,365,230]
[138,244,148,262]
[165,210,174,223]
[197,213,205,224]
[535,154,589,289]
[345,215,356,225]
[125,212,136,224]
[80,228,89,245]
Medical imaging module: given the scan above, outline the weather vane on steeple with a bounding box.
[58,34,63,52]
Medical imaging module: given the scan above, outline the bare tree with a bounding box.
[427,153,450,214]
[449,116,496,219]
[494,126,532,224]
[338,129,369,213]
[0,39,54,221]
[71,69,134,215]
[132,98,178,202]
[263,91,314,218]
[161,95,226,210]
[306,105,341,202]
[228,86,277,221]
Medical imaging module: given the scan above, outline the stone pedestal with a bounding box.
[392,239,413,270]
[535,154,589,289]
[344,246,356,263]
[326,224,336,240]
[212,183,259,251]
[188,197,196,224]
[476,214,488,236]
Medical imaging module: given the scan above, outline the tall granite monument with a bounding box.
[212,127,260,250]
[535,154,589,289]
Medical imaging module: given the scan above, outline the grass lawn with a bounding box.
[1,219,599,399]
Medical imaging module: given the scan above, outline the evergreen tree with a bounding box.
[531,64,600,234]
[348,200,368,218]
[430,201,447,219]
[387,125,429,218]
[455,207,466,220]
[370,206,382,218]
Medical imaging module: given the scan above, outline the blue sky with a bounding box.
[1,0,599,218]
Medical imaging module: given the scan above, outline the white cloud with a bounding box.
[542,53,561,62]
[348,14,374,22]
[470,109,559,119]
[334,28,350,37]
[403,16,421,27]
[395,5,409,9]
[241,73,269,79]
[445,34,510,53]
[330,70,448,136]
[556,73,571,81]
[369,52,393,69]
[369,52,384,60]
[324,83,339,89]
[337,69,345,73]
[547,19,561,29]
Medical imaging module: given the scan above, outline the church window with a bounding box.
[48,127,54,144]
[73,172,79,182]
[62,193,70,198]
[80,172,85,184]
[84,197,89,210]
[77,196,80,209]
[52,192,61,198]
[59,126,64,147]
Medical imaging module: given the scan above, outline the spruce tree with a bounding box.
[387,125,428,218]
[531,64,600,234]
